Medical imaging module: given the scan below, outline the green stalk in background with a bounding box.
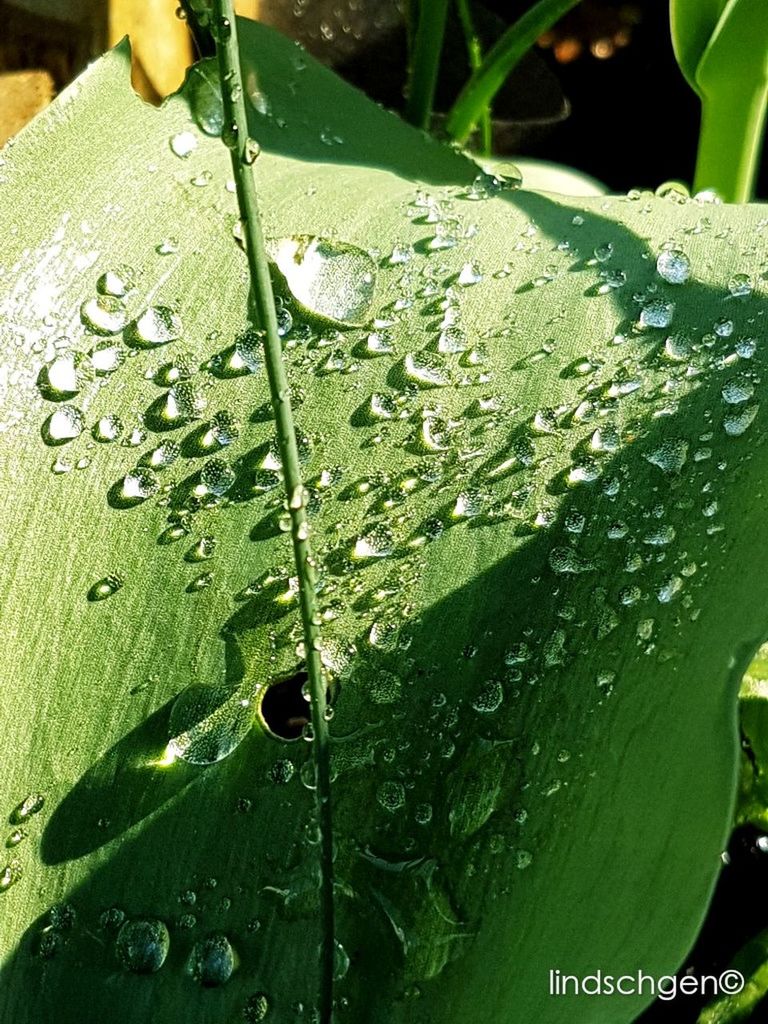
[405,0,451,129]
[455,0,493,155]
[209,3,336,1020]
[445,0,581,145]
[671,0,768,203]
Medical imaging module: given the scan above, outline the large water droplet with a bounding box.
[200,458,236,496]
[268,236,377,327]
[644,438,688,473]
[131,306,182,347]
[116,918,169,974]
[81,296,128,335]
[43,406,84,445]
[188,934,237,986]
[167,683,254,765]
[404,351,450,388]
[656,249,691,284]
[40,352,93,398]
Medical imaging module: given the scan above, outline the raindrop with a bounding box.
[548,547,594,574]
[644,438,688,473]
[639,300,675,329]
[123,467,160,500]
[267,236,377,327]
[116,918,170,974]
[167,682,254,765]
[471,680,504,713]
[353,523,394,559]
[167,382,206,421]
[377,781,405,812]
[170,131,198,158]
[81,296,128,335]
[88,574,123,601]
[457,262,482,286]
[147,439,180,469]
[404,351,450,388]
[43,405,84,445]
[132,306,181,347]
[656,249,691,284]
[200,458,236,496]
[235,328,263,372]
[724,404,759,436]
[90,341,125,375]
[188,934,237,986]
[0,861,22,893]
[97,267,134,297]
[93,414,123,443]
[12,793,44,823]
[728,274,753,298]
[40,351,93,398]
[721,375,754,405]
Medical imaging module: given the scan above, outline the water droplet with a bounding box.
[200,458,236,496]
[728,274,753,298]
[167,682,253,765]
[269,758,295,785]
[147,439,180,468]
[353,523,394,559]
[404,351,450,388]
[6,828,26,848]
[714,317,734,338]
[81,296,128,335]
[170,131,198,158]
[234,328,263,372]
[644,438,688,473]
[639,299,675,329]
[377,781,405,813]
[189,59,224,136]
[548,546,594,574]
[0,860,22,892]
[123,467,160,500]
[333,940,350,981]
[116,918,169,974]
[132,306,181,347]
[657,575,683,603]
[88,574,123,601]
[724,404,759,436]
[267,236,377,326]
[437,326,467,354]
[188,934,236,986]
[656,249,691,284]
[471,680,504,713]
[187,535,217,561]
[243,993,270,1022]
[40,351,93,398]
[93,414,123,443]
[90,341,125,375]
[457,262,482,286]
[721,375,754,404]
[97,267,134,297]
[369,393,397,419]
[453,488,485,518]
[663,333,691,362]
[12,793,44,823]
[43,405,84,445]
[167,381,206,421]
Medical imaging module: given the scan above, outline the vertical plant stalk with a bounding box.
[454,0,492,155]
[445,0,581,144]
[209,5,335,1020]
[404,0,451,130]
[693,83,768,202]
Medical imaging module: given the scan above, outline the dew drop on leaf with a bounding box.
[639,300,675,329]
[377,780,406,812]
[167,381,206,421]
[268,236,377,326]
[123,467,160,500]
[404,351,450,388]
[644,438,688,473]
[170,131,198,158]
[81,295,128,335]
[0,860,22,893]
[167,683,254,765]
[93,414,123,443]
[40,351,92,398]
[89,341,125,375]
[200,457,236,496]
[188,934,237,986]
[724,404,759,436]
[131,306,182,347]
[721,375,754,405]
[43,405,84,445]
[656,249,691,284]
[116,918,169,974]
[88,574,123,601]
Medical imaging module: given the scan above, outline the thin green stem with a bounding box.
[210,5,335,1020]
[445,0,581,145]
[454,0,492,155]
[694,84,768,202]
[404,0,451,130]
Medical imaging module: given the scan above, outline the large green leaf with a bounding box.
[1,18,768,1024]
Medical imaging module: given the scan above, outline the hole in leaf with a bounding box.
[260,671,310,741]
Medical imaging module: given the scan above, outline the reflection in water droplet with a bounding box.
[116,918,169,973]
[167,683,254,765]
